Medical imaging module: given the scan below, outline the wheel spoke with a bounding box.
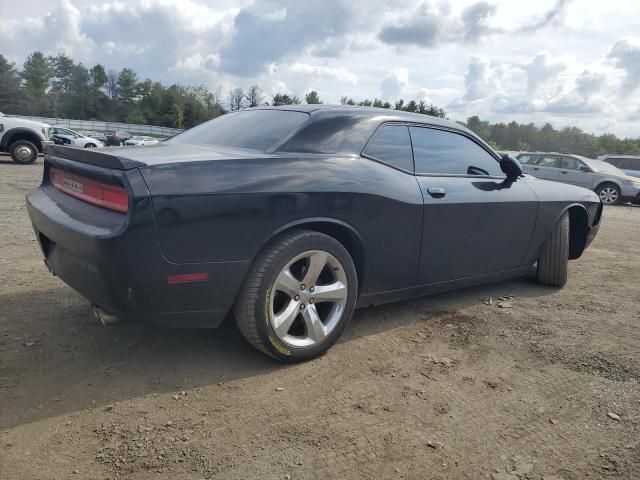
[273,300,299,337]
[274,268,299,297]
[302,251,328,286]
[313,281,348,303]
[301,304,327,342]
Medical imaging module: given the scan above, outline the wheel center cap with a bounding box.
[299,289,313,303]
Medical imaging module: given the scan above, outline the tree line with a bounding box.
[0,51,446,130]
[463,116,640,158]
[0,51,638,157]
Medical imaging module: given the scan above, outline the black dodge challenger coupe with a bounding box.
[26,106,602,361]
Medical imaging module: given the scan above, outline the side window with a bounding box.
[559,157,580,170]
[536,156,560,168]
[517,154,533,164]
[606,157,623,167]
[628,159,640,171]
[363,124,413,172]
[410,127,503,176]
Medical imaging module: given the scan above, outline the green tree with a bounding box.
[0,55,25,113]
[305,90,321,104]
[21,51,52,115]
[116,68,139,104]
[272,93,301,105]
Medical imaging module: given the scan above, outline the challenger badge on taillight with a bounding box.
[50,167,129,213]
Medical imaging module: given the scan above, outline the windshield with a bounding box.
[169,109,309,151]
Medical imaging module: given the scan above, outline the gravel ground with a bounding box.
[1,159,639,480]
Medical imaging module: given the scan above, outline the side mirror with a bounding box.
[578,164,593,173]
[500,154,523,179]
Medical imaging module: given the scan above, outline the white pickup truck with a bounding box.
[0,113,51,164]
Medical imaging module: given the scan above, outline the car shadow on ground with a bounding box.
[0,271,557,430]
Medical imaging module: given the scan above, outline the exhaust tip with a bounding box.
[93,305,122,326]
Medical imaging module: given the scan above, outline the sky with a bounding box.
[1,0,640,136]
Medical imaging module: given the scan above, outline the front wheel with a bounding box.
[537,212,569,287]
[596,183,621,205]
[234,230,358,362]
[84,143,97,148]
[9,140,38,164]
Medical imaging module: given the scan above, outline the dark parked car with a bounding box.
[104,130,132,146]
[598,155,640,178]
[26,106,602,361]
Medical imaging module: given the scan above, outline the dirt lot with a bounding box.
[1,158,639,480]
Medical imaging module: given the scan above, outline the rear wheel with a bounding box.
[234,230,358,362]
[9,140,38,164]
[596,182,621,205]
[537,212,569,287]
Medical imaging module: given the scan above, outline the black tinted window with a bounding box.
[363,125,413,171]
[169,110,309,151]
[410,127,502,176]
[278,113,377,154]
[628,159,640,170]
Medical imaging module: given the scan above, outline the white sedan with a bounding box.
[125,136,160,146]
[50,127,104,148]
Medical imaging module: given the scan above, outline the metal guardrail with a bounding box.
[6,115,184,138]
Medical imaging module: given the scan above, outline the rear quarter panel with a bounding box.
[140,155,424,295]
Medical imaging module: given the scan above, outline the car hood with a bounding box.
[7,118,49,129]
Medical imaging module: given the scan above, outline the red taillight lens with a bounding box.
[50,167,129,213]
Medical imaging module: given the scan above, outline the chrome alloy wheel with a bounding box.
[599,186,619,204]
[15,145,34,162]
[269,249,348,348]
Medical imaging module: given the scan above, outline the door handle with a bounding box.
[533,167,540,171]
[427,187,446,198]
[560,170,568,174]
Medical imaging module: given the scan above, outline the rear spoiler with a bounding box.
[44,144,145,170]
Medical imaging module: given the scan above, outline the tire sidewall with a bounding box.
[253,233,358,362]
[10,140,38,164]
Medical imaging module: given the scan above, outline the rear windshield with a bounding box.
[169,110,309,151]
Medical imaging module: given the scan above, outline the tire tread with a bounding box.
[537,212,569,287]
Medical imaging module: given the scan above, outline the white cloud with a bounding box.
[523,52,569,93]
[1,0,640,136]
[380,68,409,99]
[290,63,358,85]
[608,37,640,95]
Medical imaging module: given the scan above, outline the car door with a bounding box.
[529,155,561,181]
[410,126,538,284]
[557,156,594,189]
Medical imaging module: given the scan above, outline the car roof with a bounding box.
[517,151,595,162]
[252,104,473,134]
[601,154,640,159]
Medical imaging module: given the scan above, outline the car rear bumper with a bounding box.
[26,183,249,328]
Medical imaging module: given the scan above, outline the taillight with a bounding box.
[50,167,129,213]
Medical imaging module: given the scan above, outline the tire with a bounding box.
[84,143,97,148]
[596,182,621,205]
[537,212,569,287]
[234,230,358,362]
[9,140,38,164]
